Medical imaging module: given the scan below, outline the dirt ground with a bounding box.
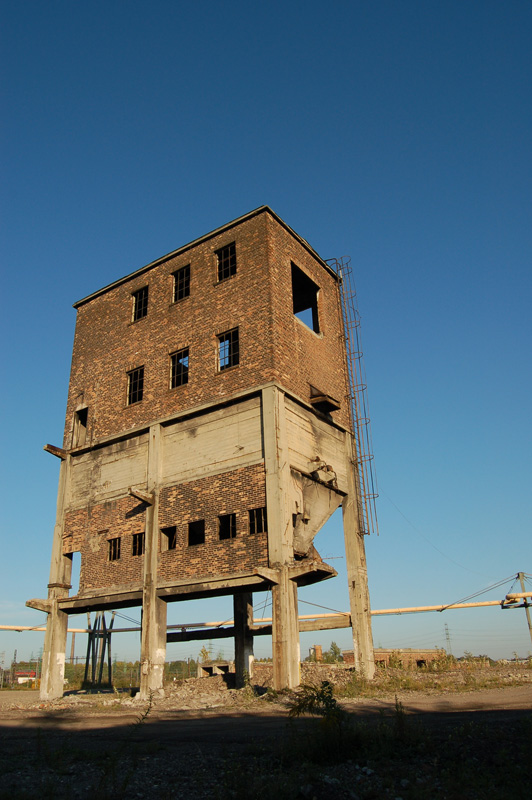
[1,667,530,799]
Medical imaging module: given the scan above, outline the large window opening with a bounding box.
[73,406,88,448]
[132,286,149,321]
[249,507,267,535]
[218,513,236,540]
[127,366,144,405]
[215,242,237,282]
[132,532,145,556]
[161,525,177,551]
[67,551,81,595]
[217,328,239,371]
[108,537,121,561]
[291,263,320,333]
[188,519,205,546]
[173,265,190,302]
[170,348,189,388]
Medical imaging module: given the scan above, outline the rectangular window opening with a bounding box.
[161,525,177,551]
[216,242,237,282]
[132,286,149,321]
[127,366,144,405]
[108,537,121,561]
[132,532,145,556]
[170,348,189,388]
[217,327,239,371]
[67,551,81,595]
[249,507,267,535]
[218,513,236,540]
[73,406,88,447]
[291,263,320,333]
[188,519,205,546]
[173,265,190,302]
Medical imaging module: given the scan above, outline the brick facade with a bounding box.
[65,208,350,448]
[60,207,350,598]
[158,464,268,583]
[63,495,147,592]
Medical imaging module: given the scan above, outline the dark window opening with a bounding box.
[249,507,267,534]
[309,385,341,414]
[218,328,239,371]
[132,286,149,321]
[132,532,145,556]
[108,537,121,561]
[73,406,88,447]
[291,263,320,333]
[188,519,205,546]
[67,551,81,595]
[218,513,236,540]
[170,348,189,388]
[216,242,237,282]
[161,525,177,551]
[127,366,144,405]
[173,265,190,302]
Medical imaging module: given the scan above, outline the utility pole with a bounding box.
[445,623,452,655]
[518,572,532,648]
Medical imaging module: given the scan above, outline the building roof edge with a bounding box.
[73,206,336,308]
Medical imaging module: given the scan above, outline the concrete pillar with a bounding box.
[40,599,69,700]
[262,385,301,689]
[342,432,375,678]
[272,568,300,688]
[41,456,72,701]
[139,581,167,698]
[234,592,254,687]
[140,424,167,699]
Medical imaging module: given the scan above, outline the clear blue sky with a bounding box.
[1,1,531,666]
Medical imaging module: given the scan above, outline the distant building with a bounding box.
[343,648,445,669]
[15,670,36,684]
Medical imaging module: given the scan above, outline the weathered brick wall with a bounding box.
[64,209,351,449]
[59,209,352,596]
[62,464,268,592]
[63,496,146,592]
[266,215,351,430]
[158,464,268,582]
[64,212,274,447]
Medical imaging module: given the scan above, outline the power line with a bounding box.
[380,488,494,579]
[441,574,517,610]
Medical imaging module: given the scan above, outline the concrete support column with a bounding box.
[140,424,167,699]
[234,592,254,687]
[139,579,167,698]
[262,385,301,690]
[272,569,300,689]
[342,433,375,678]
[41,599,69,700]
[41,456,72,701]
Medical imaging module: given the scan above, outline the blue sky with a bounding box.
[1,1,531,666]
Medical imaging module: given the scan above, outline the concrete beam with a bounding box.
[26,599,51,613]
[43,444,67,459]
[128,486,154,505]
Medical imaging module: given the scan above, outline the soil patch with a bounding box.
[1,666,530,799]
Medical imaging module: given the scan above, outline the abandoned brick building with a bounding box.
[29,206,375,699]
